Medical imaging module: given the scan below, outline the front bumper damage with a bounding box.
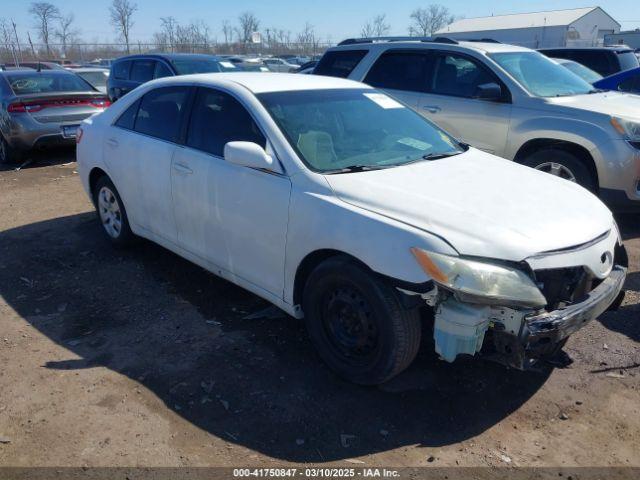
[400,264,627,370]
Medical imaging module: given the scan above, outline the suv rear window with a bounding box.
[314,50,367,78]
[113,60,131,80]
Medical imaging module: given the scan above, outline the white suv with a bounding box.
[315,37,640,211]
[77,73,626,384]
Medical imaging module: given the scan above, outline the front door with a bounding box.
[171,87,291,297]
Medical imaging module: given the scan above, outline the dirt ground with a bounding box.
[0,149,639,470]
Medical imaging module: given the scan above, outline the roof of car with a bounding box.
[331,39,531,54]
[539,46,634,53]
[0,69,79,77]
[114,53,223,62]
[156,72,367,94]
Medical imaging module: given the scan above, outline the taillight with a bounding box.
[90,99,111,108]
[76,127,84,144]
[7,102,26,113]
[8,98,111,113]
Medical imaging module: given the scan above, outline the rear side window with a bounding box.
[186,88,265,157]
[314,50,367,78]
[114,99,140,130]
[134,86,190,142]
[131,60,155,83]
[431,53,497,98]
[154,61,173,78]
[113,60,131,80]
[365,51,432,92]
[617,51,640,71]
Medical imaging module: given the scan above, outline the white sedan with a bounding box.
[77,73,627,384]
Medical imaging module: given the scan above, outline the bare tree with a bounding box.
[221,20,233,45]
[408,4,454,37]
[109,0,137,54]
[296,22,318,55]
[361,14,390,38]
[55,13,79,57]
[29,2,60,56]
[235,12,259,44]
[159,16,178,50]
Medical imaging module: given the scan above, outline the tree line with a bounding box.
[0,1,457,62]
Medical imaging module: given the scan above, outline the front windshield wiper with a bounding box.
[587,88,606,94]
[402,150,464,166]
[324,164,394,174]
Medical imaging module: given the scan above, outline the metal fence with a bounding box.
[0,41,334,65]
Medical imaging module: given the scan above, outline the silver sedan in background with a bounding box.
[0,69,110,164]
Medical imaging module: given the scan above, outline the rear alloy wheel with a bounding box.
[522,148,596,192]
[92,176,134,247]
[303,256,421,385]
[0,136,22,165]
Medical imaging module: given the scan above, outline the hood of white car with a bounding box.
[325,149,613,261]
[547,91,640,119]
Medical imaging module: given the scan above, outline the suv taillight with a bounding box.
[76,127,84,144]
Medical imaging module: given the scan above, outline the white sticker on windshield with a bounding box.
[220,61,236,68]
[363,92,404,109]
[397,137,432,150]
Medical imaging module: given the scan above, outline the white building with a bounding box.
[436,7,620,49]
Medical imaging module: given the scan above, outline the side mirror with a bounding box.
[474,82,503,101]
[224,141,281,173]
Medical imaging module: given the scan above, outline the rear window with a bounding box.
[113,60,131,80]
[314,50,368,78]
[6,73,93,95]
[133,86,190,142]
[131,60,155,83]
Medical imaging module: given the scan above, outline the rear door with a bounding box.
[417,51,512,156]
[105,85,191,244]
[363,49,434,109]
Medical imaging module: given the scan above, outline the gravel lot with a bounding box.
[0,149,639,469]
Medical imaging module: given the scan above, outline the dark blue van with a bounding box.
[107,53,238,101]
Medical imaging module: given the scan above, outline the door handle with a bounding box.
[106,138,119,147]
[422,105,441,113]
[173,163,193,175]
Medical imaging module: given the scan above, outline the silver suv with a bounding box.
[315,37,640,211]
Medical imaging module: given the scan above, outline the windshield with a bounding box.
[490,51,594,97]
[557,60,602,83]
[6,73,94,95]
[258,89,464,172]
[170,58,237,74]
[77,71,108,88]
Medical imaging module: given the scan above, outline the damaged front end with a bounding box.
[402,236,628,370]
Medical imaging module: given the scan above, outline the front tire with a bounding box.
[521,149,596,192]
[92,176,134,247]
[302,256,421,385]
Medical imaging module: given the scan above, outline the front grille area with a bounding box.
[534,267,595,311]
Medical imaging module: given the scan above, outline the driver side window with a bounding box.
[186,88,266,158]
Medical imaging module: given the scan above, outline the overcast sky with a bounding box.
[4,0,640,43]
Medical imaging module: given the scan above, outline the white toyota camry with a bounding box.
[77,73,627,385]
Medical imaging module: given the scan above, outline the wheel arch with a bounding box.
[88,167,109,199]
[292,249,369,307]
[514,138,599,191]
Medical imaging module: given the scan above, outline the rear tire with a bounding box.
[521,149,596,192]
[302,256,421,385]
[92,176,135,247]
[0,135,22,165]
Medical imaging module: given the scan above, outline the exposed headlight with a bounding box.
[411,248,547,308]
[611,117,640,141]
